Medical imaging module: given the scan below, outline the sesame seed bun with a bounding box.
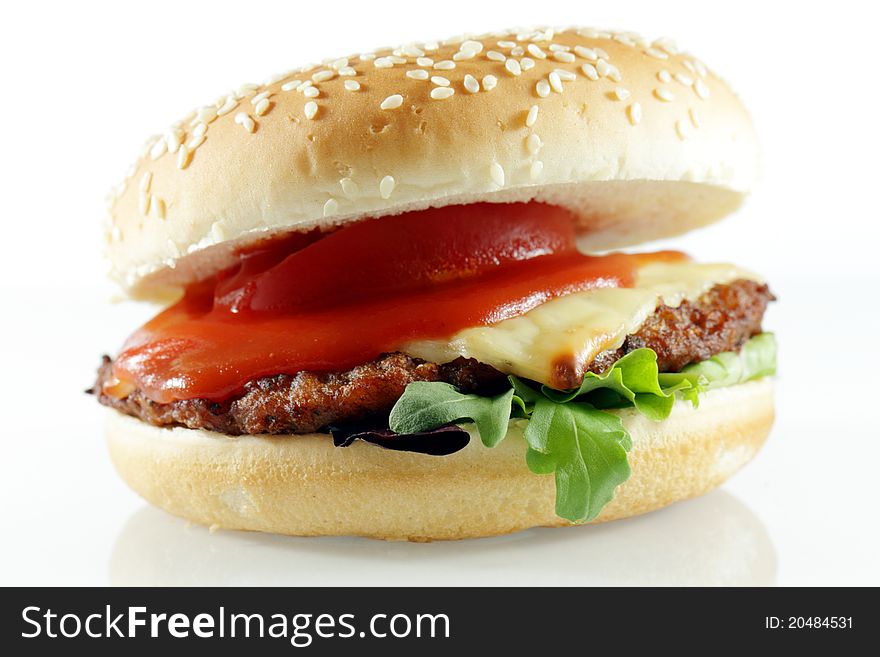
[105,379,773,541]
[105,27,758,300]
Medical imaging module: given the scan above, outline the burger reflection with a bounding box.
[110,489,776,586]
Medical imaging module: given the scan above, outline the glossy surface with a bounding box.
[111,203,685,402]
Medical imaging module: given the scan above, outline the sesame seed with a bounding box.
[657,69,672,83]
[139,172,152,194]
[548,71,563,93]
[482,74,498,91]
[149,139,167,160]
[187,133,206,150]
[431,75,450,87]
[434,60,455,70]
[548,43,570,52]
[581,63,599,80]
[296,80,314,92]
[654,88,675,102]
[497,40,516,49]
[380,94,404,109]
[627,103,642,126]
[674,73,693,87]
[453,51,475,61]
[340,177,359,196]
[254,98,271,116]
[303,86,320,98]
[407,69,429,80]
[338,66,357,76]
[596,59,611,77]
[374,57,394,68]
[359,53,377,61]
[554,68,576,81]
[237,83,259,97]
[487,50,506,62]
[330,57,349,69]
[234,112,255,132]
[505,59,522,76]
[177,145,191,169]
[251,91,271,105]
[217,96,238,115]
[281,80,300,91]
[574,45,597,61]
[461,40,483,54]
[344,79,361,91]
[654,38,679,55]
[416,57,434,67]
[152,197,166,220]
[164,128,184,153]
[694,60,708,77]
[689,107,702,128]
[430,87,455,100]
[526,133,542,154]
[490,162,505,187]
[401,44,425,57]
[139,191,151,215]
[379,175,396,199]
[323,199,339,216]
[525,105,539,127]
[594,47,610,60]
[510,46,524,56]
[197,106,218,123]
[694,79,710,99]
[423,41,439,52]
[312,70,335,83]
[464,74,480,93]
[529,160,543,180]
[304,101,319,119]
[675,119,690,140]
[263,71,290,86]
[683,60,697,74]
[613,87,630,101]
[190,123,206,140]
[527,43,547,59]
[645,47,669,60]
[535,79,551,97]
[552,51,575,63]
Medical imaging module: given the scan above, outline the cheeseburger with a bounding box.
[93,26,775,540]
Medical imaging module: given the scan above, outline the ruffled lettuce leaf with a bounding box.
[389,382,514,447]
[388,333,776,523]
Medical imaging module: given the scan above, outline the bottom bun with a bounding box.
[106,379,774,541]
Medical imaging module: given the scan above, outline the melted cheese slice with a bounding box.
[403,261,762,388]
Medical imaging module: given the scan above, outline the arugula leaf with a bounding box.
[524,399,632,522]
[388,382,515,447]
[387,333,777,523]
[537,348,683,420]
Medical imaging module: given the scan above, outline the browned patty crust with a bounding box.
[92,280,772,435]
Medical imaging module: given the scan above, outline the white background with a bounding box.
[1,1,878,586]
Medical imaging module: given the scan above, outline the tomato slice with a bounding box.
[215,203,579,315]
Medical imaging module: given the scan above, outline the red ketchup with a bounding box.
[110,203,686,403]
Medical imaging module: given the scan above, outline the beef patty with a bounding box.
[91,280,773,435]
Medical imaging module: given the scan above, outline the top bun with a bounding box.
[105,26,758,300]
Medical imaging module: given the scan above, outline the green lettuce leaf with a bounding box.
[524,399,632,522]
[387,333,777,523]
[388,382,515,447]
